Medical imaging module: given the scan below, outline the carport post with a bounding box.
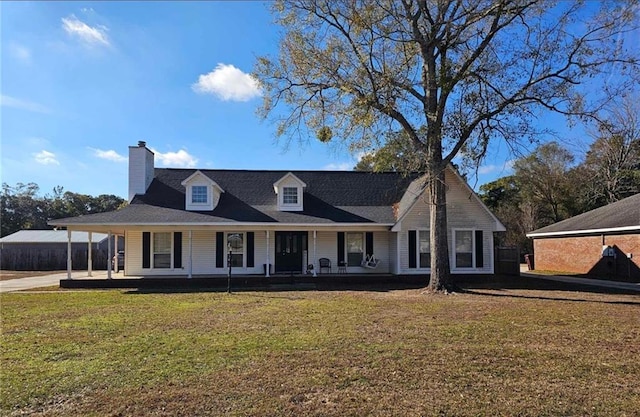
[188,230,193,279]
[114,234,119,273]
[107,231,112,280]
[313,230,317,277]
[88,232,93,277]
[265,230,270,278]
[67,229,72,279]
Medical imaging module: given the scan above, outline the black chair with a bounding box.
[319,258,332,274]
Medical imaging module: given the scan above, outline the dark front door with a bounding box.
[275,232,307,273]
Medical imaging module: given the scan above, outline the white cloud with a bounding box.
[89,147,127,162]
[1,95,50,113]
[8,42,31,63]
[61,15,110,47]
[34,150,60,165]
[192,63,262,102]
[151,148,198,168]
[323,162,353,171]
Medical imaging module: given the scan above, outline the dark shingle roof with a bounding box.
[52,169,418,226]
[528,193,640,237]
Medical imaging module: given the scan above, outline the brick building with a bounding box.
[527,193,640,282]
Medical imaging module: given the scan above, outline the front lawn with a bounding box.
[2,282,639,416]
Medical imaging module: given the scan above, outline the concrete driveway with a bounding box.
[0,271,118,293]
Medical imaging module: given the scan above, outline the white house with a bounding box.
[50,141,505,279]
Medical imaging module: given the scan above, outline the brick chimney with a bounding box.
[128,141,154,202]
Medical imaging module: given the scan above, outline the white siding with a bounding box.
[397,169,497,274]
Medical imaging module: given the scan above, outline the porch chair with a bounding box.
[319,258,332,274]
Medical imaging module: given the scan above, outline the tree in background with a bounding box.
[578,97,640,209]
[1,183,126,237]
[512,142,577,224]
[255,0,638,291]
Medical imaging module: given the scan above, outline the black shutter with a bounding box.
[408,230,417,268]
[174,232,182,269]
[216,232,224,268]
[142,232,151,269]
[337,232,345,264]
[365,232,374,257]
[475,230,484,268]
[246,232,254,267]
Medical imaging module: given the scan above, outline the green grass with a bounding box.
[2,285,639,416]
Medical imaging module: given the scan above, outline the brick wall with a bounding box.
[533,234,640,281]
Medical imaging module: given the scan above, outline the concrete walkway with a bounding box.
[0,271,124,293]
[521,272,640,293]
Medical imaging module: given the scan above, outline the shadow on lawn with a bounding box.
[459,275,640,305]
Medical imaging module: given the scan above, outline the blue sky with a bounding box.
[1,2,590,199]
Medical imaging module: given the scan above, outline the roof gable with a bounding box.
[180,170,224,194]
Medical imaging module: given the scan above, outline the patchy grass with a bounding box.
[2,284,639,416]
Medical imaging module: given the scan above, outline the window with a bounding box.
[419,230,430,268]
[346,232,363,266]
[192,185,207,204]
[227,232,244,268]
[282,187,298,204]
[153,232,171,268]
[454,230,473,268]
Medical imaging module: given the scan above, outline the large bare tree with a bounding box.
[254,0,639,291]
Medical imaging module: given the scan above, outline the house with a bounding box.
[527,193,640,282]
[0,230,120,271]
[49,141,505,279]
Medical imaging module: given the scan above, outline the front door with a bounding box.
[275,232,307,273]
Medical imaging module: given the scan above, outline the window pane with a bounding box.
[456,253,473,268]
[346,233,363,252]
[419,253,431,268]
[153,232,171,268]
[346,233,363,266]
[283,187,298,204]
[154,254,171,268]
[228,233,243,251]
[455,230,473,268]
[456,231,473,252]
[419,231,430,268]
[230,254,243,268]
[192,186,207,203]
[227,233,244,267]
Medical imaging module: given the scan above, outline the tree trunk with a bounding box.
[427,165,453,292]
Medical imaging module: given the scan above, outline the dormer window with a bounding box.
[181,170,224,211]
[273,172,306,211]
[282,187,298,205]
[191,186,208,204]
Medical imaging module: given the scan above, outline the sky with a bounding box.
[1,2,594,199]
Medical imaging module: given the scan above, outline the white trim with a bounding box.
[527,225,640,238]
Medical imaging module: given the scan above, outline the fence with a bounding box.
[1,247,111,271]
[494,246,520,276]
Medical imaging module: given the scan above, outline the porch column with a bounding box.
[313,230,317,277]
[87,232,93,277]
[107,231,112,280]
[67,229,72,279]
[188,230,193,279]
[265,230,270,277]
[114,233,119,273]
